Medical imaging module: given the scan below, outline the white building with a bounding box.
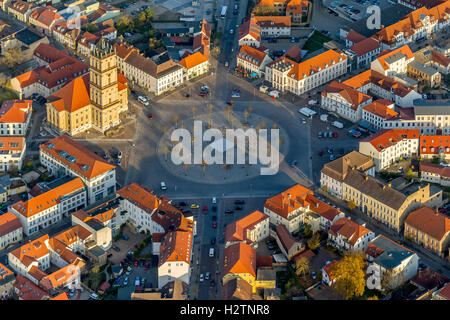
[224,210,269,248]
[359,129,420,171]
[158,229,193,289]
[236,45,272,77]
[371,45,415,78]
[321,81,372,123]
[238,17,261,47]
[366,235,419,290]
[0,100,32,136]
[420,162,450,187]
[348,37,381,68]
[178,51,209,81]
[0,137,26,172]
[362,99,398,130]
[253,16,291,37]
[39,135,116,204]
[0,211,23,250]
[9,177,87,236]
[320,151,375,198]
[328,217,376,252]
[265,50,347,96]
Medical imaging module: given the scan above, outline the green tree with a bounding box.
[117,15,134,33]
[144,8,154,20]
[307,233,320,250]
[331,251,366,300]
[83,23,99,33]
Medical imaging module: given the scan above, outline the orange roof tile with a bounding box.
[225,210,268,244]
[28,265,47,282]
[322,260,338,281]
[30,6,61,28]
[350,37,380,57]
[158,230,192,266]
[223,243,256,277]
[239,17,261,42]
[306,194,343,222]
[405,206,450,241]
[48,74,90,113]
[237,45,268,67]
[286,0,310,14]
[0,137,25,152]
[420,162,450,178]
[50,292,69,300]
[362,99,398,119]
[420,135,450,155]
[346,29,367,44]
[33,43,67,63]
[329,217,372,246]
[253,16,292,28]
[40,263,79,290]
[40,135,116,180]
[178,51,208,69]
[375,45,414,70]
[322,81,372,110]
[0,211,22,237]
[361,129,419,152]
[0,263,14,281]
[12,178,85,218]
[14,275,49,300]
[10,235,49,267]
[0,99,32,123]
[264,184,314,219]
[14,70,38,89]
[53,225,92,245]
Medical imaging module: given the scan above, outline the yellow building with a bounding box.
[404,206,450,257]
[222,242,256,290]
[342,171,442,233]
[46,38,128,136]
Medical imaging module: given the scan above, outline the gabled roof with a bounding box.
[33,43,67,63]
[158,230,192,266]
[375,45,414,70]
[329,217,373,246]
[14,275,49,300]
[0,211,22,237]
[40,263,79,290]
[40,135,116,180]
[405,206,450,241]
[225,210,268,244]
[0,136,25,152]
[30,6,61,28]
[362,99,398,119]
[48,74,90,113]
[237,45,269,67]
[360,128,419,152]
[420,162,450,178]
[321,151,375,182]
[253,15,292,28]
[10,235,50,267]
[0,99,31,123]
[264,184,314,219]
[420,135,450,155]
[223,243,256,277]
[239,17,261,42]
[222,277,253,300]
[322,81,372,110]
[12,177,84,218]
[178,51,208,69]
[51,292,69,300]
[346,29,367,44]
[349,37,380,57]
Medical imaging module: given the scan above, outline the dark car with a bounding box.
[234,200,245,205]
[212,215,217,221]
[290,160,297,166]
[225,209,234,214]
[113,245,121,252]
[210,279,215,287]
[212,205,217,212]
[211,238,216,245]
[107,253,113,258]
[235,205,243,211]
[226,101,234,106]
[179,201,187,206]
[185,93,190,98]
[318,150,323,156]
[212,222,217,228]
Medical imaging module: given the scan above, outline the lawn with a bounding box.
[0,88,18,105]
[303,31,331,53]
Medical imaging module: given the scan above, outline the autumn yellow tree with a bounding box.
[295,257,310,279]
[347,200,356,210]
[331,251,366,300]
[307,233,320,250]
[367,296,379,300]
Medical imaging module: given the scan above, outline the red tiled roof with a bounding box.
[14,275,49,300]
[322,81,372,110]
[158,230,192,266]
[346,29,367,43]
[362,99,398,119]
[420,135,450,155]
[237,45,268,67]
[420,162,450,178]
[360,129,419,152]
[0,137,25,152]
[350,37,380,57]
[178,51,208,69]
[264,184,314,219]
[437,282,450,300]
[33,43,67,63]
[329,217,372,246]
[225,210,268,244]
[375,45,414,70]
[405,206,450,240]
[40,136,116,180]
[0,211,22,237]
[10,235,49,267]
[0,99,32,123]
[223,243,256,277]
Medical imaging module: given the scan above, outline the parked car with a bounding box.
[225,209,234,214]
[205,272,211,280]
[235,205,243,210]
[211,238,216,245]
[212,215,217,221]
[234,200,245,205]
[212,222,217,228]
[191,204,199,209]
[160,181,167,190]
[122,235,129,240]
[318,131,323,138]
[179,201,187,206]
[124,277,129,286]
[212,205,217,212]
[113,245,121,252]
[200,274,204,282]
[203,205,208,213]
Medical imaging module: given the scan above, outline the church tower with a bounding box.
[89,37,122,132]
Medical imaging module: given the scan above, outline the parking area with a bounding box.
[116,265,158,300]
[107,225,148,265]
[323,0,392,21]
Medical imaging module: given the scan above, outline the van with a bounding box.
[209,248,215,257]
[160,182,167,190]
[138,96,149,106]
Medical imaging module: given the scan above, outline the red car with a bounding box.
[144,262,149,270]
[333,132,338,138]
[199,92,207,97]
[212,222,217,228]
[120,259,126,266]
[203,205,208,213]
[134,261,138,267]
[148,113,153,119]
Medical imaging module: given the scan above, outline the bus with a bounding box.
[220,6,227,18]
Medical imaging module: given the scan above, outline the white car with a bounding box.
[229,29,234,34]
[160,181,167,190]
[205,272,211,280]
[118,151,122,159]
[212,197,217,204]
[200,274,204,282]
